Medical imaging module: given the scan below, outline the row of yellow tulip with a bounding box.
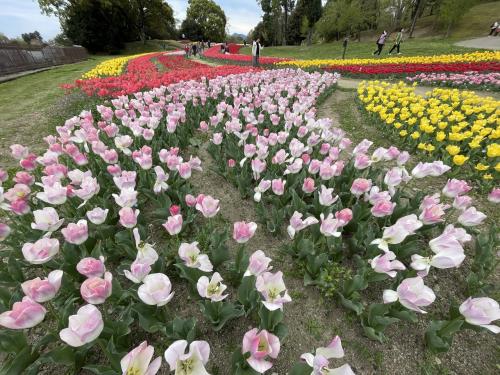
[276,51,500,69]
[82,53,155,79]
[357,81,500,181]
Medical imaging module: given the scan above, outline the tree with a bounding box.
[437,0,475,37]
[289,0,322,45]
[408,0,426,38]
[38,0,176,51]
[52,33,74,46]
[317,0,364,42]
[21,31,43,44]
[62,0,137,53]
[143,0,176,40]
[181,0,226,41]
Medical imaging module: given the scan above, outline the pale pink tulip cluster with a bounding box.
[300,336,355,375]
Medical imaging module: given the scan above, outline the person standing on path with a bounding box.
[373,31,388,56]
[489,21,499,36]
[252,38,263,67]
[388,29,404,55]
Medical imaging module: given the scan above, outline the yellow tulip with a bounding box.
[453,155,469,166]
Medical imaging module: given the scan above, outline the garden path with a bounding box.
[455,36,500,50]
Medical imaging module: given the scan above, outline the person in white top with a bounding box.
[252,38,263,67]
[489,21,499,36]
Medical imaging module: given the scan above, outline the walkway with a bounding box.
[338,77,500,99]
[454,36,500,50]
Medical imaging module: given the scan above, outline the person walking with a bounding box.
[252,38,263,67]
[489,21,499,36]
[388,29,404,55]
[373,30,388,56]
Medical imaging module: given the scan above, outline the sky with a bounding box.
[0,0,263,40]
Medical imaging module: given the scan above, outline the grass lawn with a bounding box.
[0,56,111,168]
[239,38,482,60]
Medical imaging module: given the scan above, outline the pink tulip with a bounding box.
[14,171,34,185]
[178,242,213,272]
[21,270,63,302]
[233,221,257,243]
[318,185,338,206]
[119,207,139,228]
[411,161,450,178]
[335,208,353,226]
[287,211,319,239]
[352,139,373,154]
[80,272,112,304]
[86,207,109,225]
[113,188,138,208]
[353,153,371,169]
[442,179,471,198]
[300,336,355,375]
[452,195,472,211]
[36,182,67,205]
[242,328,280,373]
[31,207,64,232]
[419,193,440,210]
[244,250,273,277]
[320,213,342,237]
[164,340,210,374]
[4,184,30,202]
[370,251,405,277]
[10,144,29,160]
[77,257,105,278]
[228,159,236,168]
[0,297,46,329]
[113,171,137,190]
[458,207,486,227]
[371,214,422,252]
[0,223,10,241]
[177,162,192,179]
[121,341,161,375]
[302,177,316,193]
[59,304,103,347]
[383,276,435,313]
[22,238,59,264]
[62,220,88,244]
[459,297,500,333]
[371,199,396,217]
[419,203,448,225]
[169,205,180,216]
[138,273,174,306]
[256,271,292,311]
[124,259,152,284]
[195,195,220,218]
[185,194,197,207]
[251,159,267,179]
[162,214,183,235]
[487,188,500,203]
[350,178,372,197]
[74,176,100,202]
[197,272,228,302]
[212,133,223,145]
[271,179,286,195]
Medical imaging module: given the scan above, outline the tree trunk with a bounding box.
[445,21,452,38]
[137,0,146,44]
[282,1,288,46]
[307,28,313,45]
[409,0,424,38]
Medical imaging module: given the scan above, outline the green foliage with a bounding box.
[181,0,227,41]
[316,0,365,41]
[38,0,176,52]
[437,0,476,36]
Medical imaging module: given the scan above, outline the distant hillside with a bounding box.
[413,1,500,39]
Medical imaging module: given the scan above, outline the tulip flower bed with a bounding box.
[66,52,260,97]
[406,71,500,91]
[81,52,156,79]
[0,67,499,374]
[276,51,500,77]
[203,45,290,66]
[357,81,500,183]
